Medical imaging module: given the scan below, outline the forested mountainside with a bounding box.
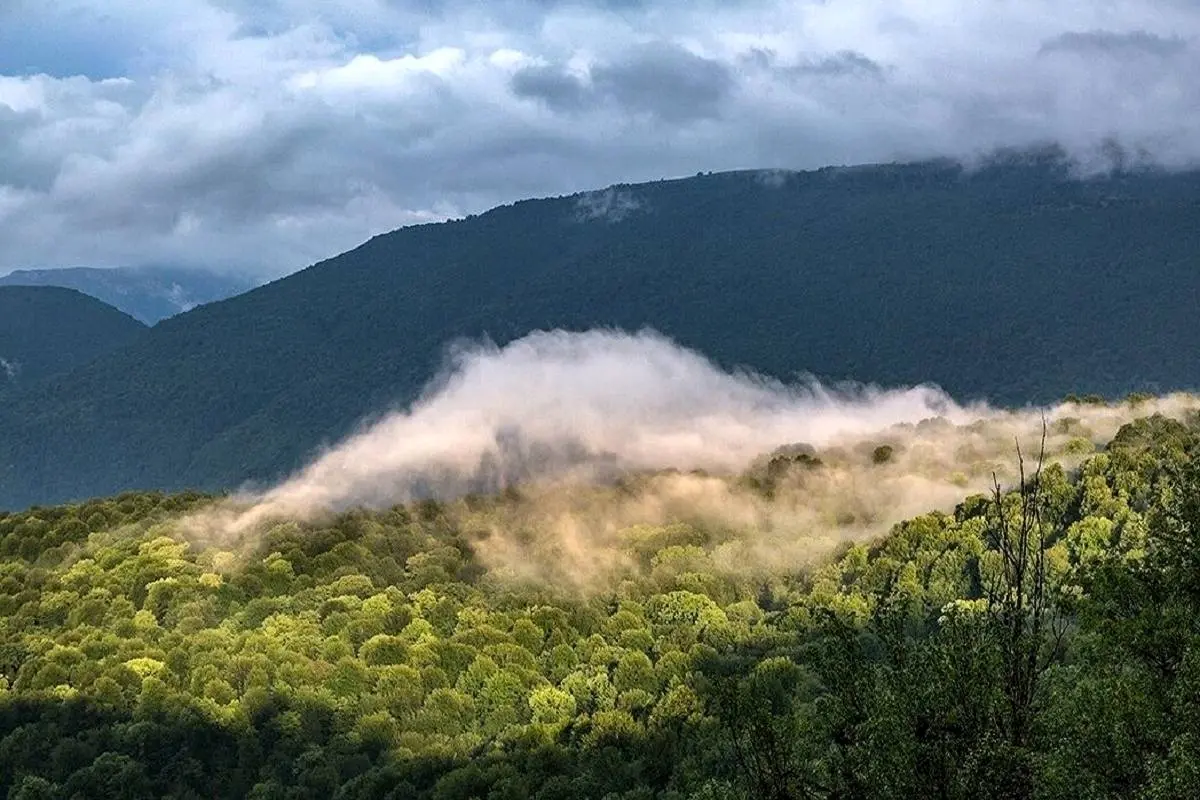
[1,409,1199,798]
[0,267,260,324]
[0,287,146,390]
[4,152,1200,509]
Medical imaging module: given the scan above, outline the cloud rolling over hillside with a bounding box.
[185,330,1198,583]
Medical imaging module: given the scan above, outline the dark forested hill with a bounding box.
[3,152,1200,508]
[0,266,260,324]
[0,287,146,390]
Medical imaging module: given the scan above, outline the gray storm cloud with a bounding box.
[1,1,1199,273]
[189,330,1200,555]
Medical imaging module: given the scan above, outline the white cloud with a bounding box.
[0,1,1197,275]
[291,48,467,92]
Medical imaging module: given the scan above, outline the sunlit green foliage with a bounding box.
[2,415,1200,798]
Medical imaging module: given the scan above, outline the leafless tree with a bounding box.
[984,419,1068,753]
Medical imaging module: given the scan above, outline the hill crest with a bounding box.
[2,156,1199,509]
[0,286,146,390]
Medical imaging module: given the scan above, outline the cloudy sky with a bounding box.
[0,1,1197,276]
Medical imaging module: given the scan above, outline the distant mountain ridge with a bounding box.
[2,152,1200,509]
[0,286,146,390]
[0,266,260,323]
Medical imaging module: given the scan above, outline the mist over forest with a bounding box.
[3,126,1200,793]
[4,7,1200,787]
[8,0,1200,792]
[4,379,1200,798]
[5,268,1200,798]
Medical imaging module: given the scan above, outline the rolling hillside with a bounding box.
[2,152,1200,509]
[0,287,146,390]
[0,266,260,324]
[1,413,1199,798]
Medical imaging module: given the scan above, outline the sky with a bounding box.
[0,1,1197,277]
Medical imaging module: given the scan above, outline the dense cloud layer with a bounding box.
[225,329,969,519]
[189,330,1200,572]
[1,1,1198,273]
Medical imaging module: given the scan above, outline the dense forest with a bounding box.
[5,150,1200,509]
[0,287,146,391]
[2,404,1199,798]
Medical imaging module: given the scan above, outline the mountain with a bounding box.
[0,266,260,324]
[0,286,146,390]
[3,152,1200,509]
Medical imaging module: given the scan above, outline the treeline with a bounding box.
[1,414,1199,798]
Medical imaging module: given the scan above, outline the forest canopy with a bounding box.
[2,402,1200,799]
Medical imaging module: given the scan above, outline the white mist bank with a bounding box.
[185,329,1199,551]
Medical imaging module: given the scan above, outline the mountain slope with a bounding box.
[0,266,260,324]
[0,286,146,390]
[2,154,1200,509]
